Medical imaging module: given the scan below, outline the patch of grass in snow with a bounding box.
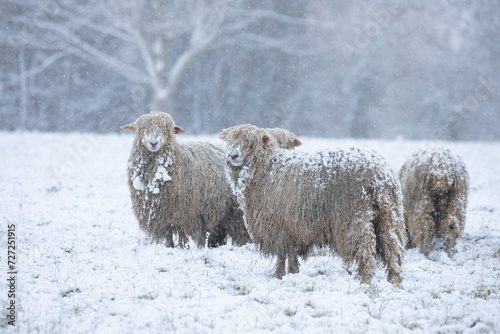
[442,283,455,294]
[418,258,433,272]
[468,284,499,300]
[418,260,442,274]
[254,297,271,305]
[443,313,467,327]
[362,283,382,299]
[233,283,251,296]
[311,311,329,318]
[182,291,195,299]
[365,301,388,320]
[403,321,421,330]
[302,283,316,292]
[429,290,440,299]
[316,269,326,275]
[73,305,83,315]
[399,312,422,330]
[284,308,297,317]
[137,292,158,300]
[427,251,441,262]
[60,288,81,297]
[159,311,177,332]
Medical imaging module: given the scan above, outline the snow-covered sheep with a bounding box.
[265,128,302,149]
[223,125,304,267]
[219,125,406,285]
[122,112,250,248]
[223,126,302,150]
[398,147,469,254]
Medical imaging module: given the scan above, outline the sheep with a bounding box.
[223,125,303,270]
[223,126,302,149]
[398,147,469,254]
[265,128,302,149]
[219,124,406,285]
[121,112,250,248]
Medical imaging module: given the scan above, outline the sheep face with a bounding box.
[270,133,301,150]
[142,132,164,152]
[122,112,185,153]
[219,124,274,167]
[228,146,244,166]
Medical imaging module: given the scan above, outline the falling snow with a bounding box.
[1,132,499,333]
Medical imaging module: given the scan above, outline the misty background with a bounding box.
[1,0,499,140]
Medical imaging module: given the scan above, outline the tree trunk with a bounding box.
[18,46,28,130]
[151,88,171,113]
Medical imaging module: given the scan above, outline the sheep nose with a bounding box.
[150,141,158,148]
[230,154,238,160]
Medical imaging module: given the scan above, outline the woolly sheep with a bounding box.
[223,125,303,267]
[399,147,469,254]
[265,128,302,149]
[122,112,250,248]
[223,126,303,149]
[219,124,406,285]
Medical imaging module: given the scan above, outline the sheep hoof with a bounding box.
[387,270,403,287]
[178,233,188,249]
[273,270,285,279]
[389,276,402,287]
[288,258,300,274]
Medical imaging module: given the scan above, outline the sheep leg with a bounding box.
[165,228,174,248]
[207,226,228,248]
[353,216,377,283]
[287,249,300,274]
[437,197,465,252]
[378,225,404,287]
[439,216,459,251]
[207,232,218,248]
[273,253,286,279]
[178,231,188,249]
[409,192,436,254]
[375,192,405,286]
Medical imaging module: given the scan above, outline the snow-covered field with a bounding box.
[1,131,499,333]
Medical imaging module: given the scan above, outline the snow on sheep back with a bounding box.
[399,147,469,254]
[220,124,406,285]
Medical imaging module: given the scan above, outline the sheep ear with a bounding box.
[121,122,136,131]
[262,135,272,146]
[218,132,227,140]
[174,126,185,134]
[294,137,302,147]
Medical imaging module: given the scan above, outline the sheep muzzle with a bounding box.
[142,133,165,152]
[228,147,244,166]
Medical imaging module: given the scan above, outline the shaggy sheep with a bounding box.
[122,112,250,248]
[265,128,302,149]
[223,126,302,149]
[223,125,304,268]
[219,125,406,285]
[399,147,469,254]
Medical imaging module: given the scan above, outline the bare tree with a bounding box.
[2,0,499,139]
[4,0,321,113]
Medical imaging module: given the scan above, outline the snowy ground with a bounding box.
[1,131,499,333]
